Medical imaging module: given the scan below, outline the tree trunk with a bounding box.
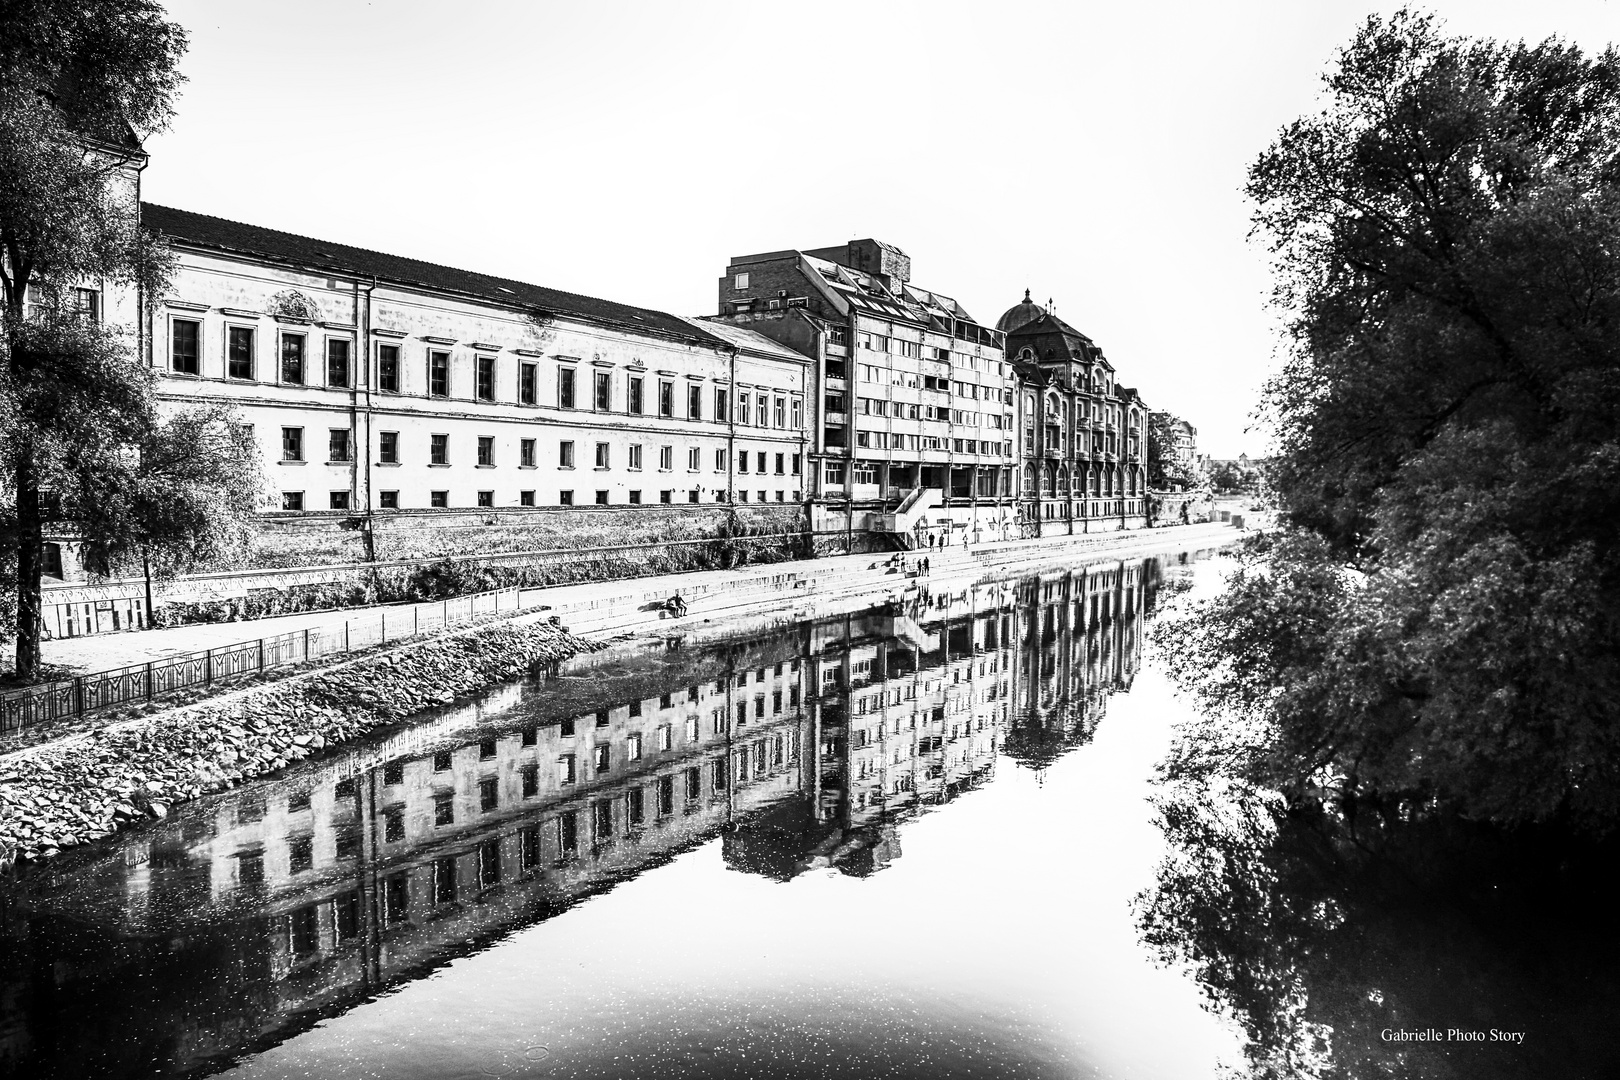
[14,446,42,680]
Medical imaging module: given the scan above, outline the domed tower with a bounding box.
[996,288,1046,335]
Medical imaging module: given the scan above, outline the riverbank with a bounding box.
[0,522,1237,868]
[0,615,595,868]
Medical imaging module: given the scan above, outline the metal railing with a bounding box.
[1,585,545,744]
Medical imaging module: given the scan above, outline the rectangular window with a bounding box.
[756,451,766,474]
[756,394,768,425]
[328,428,350,463]
[559,440,575,468]
[559,753,576,784]
[171,319,200,375]
[282,491,304,511]
[430,490,448,508]
[595,442,610,469]
[689,489,700,503]
[434,857,458,905]
[228,326,255,380]
[281,427,303,462]
[380,490,399,509]
[715,387,728,421]
[659,489,672,504]
[519,489,534,506]
[595,489,609,505]
[739,393,750,425]
[791,398,802,428]
[775,453,785,475]
[478,436,495,466]
[280,334,305,384]
[522,764,539,798]
[628,443,644,470]
[627,787,645,827]
[560,489,574,506]
[71,287,100,322]
[688,447,700,471]
[716,449,728,472]
[738,452,748,474]
[476,356,496,400]
[659,380,674,417]
[688,384,702,420]
[520,438,536,467]
[431,433,449,465]
[377,344,399,392]
[628,489,642,504]
[774,396,786,427]
[477,490,493,507]
[429,350,450,397]
[327,339,351,388]
[627,733,643,761]
[594,743,610,774]
[480,777,499,812]
[595,371,611,410]
[658,725,672,752]
[659,445,673,471]
[791,453,801,475]
[434,792,454,826]
[559,367,576,408]
[629,376,644,414]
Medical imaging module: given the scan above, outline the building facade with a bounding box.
[713,240,1019,550]
[141,205,812,523]
[997,292,1150,533]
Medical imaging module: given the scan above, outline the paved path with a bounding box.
[33,522,1237,676]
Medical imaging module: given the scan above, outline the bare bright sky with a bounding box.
[145,0,1618,458]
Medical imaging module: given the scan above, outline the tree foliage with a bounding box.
[2,1,261,678]
[1159,11,1620,830]
[1147,413,1197,490]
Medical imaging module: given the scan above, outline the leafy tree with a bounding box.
[1159,12,1620,829]
[2,1,260,679]
[1147,413,1197,490]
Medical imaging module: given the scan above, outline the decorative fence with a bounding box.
[0,586,546,745]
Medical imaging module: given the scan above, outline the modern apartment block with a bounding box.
[712,240,1018,549]
[140,205,812,518]
[997,291,1151,532]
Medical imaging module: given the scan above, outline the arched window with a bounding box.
[1089,468,1100,497]
[1041,463,1056,496]
[1057,464,1069,497]
[1022,464,1036,495]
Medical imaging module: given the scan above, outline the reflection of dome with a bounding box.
[996,288,1045,334]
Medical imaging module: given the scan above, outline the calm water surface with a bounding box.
[2,552,1243,1079]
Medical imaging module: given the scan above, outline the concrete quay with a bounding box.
[36,522,1239,675]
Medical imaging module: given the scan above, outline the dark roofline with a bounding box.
[142,203,727,349]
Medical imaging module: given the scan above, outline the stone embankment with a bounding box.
[0,617,595,868]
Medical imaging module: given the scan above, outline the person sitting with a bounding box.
[666,592,688,618]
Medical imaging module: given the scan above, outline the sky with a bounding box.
[143,0,1619,458]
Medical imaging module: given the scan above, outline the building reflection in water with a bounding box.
[0,553,1180,1080]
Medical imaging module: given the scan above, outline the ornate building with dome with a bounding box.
[998,292,1151,534]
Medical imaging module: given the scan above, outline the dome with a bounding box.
[996,288,1046,334]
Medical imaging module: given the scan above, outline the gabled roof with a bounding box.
[141,203,719,345]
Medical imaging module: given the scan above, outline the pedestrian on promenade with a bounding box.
[923,557,930,575]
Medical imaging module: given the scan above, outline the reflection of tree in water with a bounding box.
[1137,785,1620,1079]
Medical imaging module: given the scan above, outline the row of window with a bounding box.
[278,427,804,476]
[170,319,803,427]
[279,488,802,511]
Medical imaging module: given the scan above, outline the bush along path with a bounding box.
[0,617,598,869]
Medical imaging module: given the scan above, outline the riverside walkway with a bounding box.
[36,521,1238,675]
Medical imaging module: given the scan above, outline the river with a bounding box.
[9,544,1511,1079]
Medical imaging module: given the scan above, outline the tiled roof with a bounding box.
[141,203,719,345]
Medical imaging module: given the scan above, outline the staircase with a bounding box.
[870,487,943,548]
